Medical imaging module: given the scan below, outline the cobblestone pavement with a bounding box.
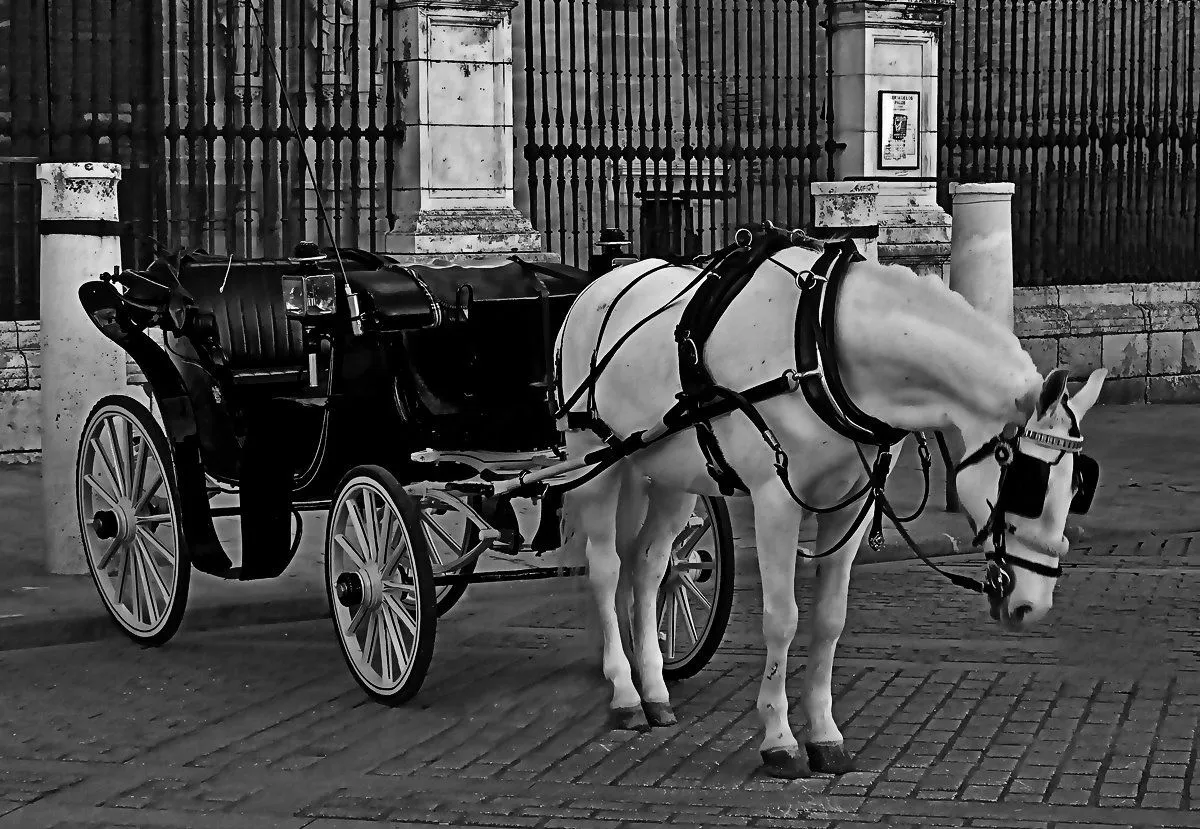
[3,534,1200,828]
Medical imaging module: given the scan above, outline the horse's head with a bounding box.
[955,366,1107,632]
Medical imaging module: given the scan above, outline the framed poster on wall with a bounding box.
[878,90,920,170]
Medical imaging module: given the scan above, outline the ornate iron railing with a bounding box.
[515,0,838,267]
[941,0,1200,286]
[0,0,403,320]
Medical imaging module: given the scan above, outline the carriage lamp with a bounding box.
[282,241,338,318]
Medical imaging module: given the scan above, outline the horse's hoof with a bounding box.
[608,705,651,732]
[805,741,856,775]
[642,700,677,727]
[760,747,810,779]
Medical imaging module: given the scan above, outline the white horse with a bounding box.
[555,240,1107,779]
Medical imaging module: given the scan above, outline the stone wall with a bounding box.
[2,285,1197,459]
[0,321,145,463]
[1017,283,1200,404]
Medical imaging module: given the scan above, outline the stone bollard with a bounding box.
[948,182,1017,331]
[37,162,128,575]
[811,181,880,260]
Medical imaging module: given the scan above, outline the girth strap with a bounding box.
[673,230,797,494]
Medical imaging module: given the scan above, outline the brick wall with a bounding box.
[0,321,145,462]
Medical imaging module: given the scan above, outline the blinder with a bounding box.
[1072,453,1099,514]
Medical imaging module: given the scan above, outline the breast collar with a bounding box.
[786,236,910,448]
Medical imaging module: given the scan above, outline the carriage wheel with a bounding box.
[658,495,735,681]
[76,395,190,646]
[326,466,436,705]
[408,488,490,616]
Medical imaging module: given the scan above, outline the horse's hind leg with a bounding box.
[627,486,699,727]
[567,464,648,732]
[802,502,870,775]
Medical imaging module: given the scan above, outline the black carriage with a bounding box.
[75,243,734,702]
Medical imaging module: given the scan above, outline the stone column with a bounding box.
[811,180,880,261]
[825,0,953,281]
[379,0,552,262]
[37,162,128,574]
[949,183,1016,331]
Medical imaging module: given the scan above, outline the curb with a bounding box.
[0,594,328,654]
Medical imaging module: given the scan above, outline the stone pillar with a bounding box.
[949,182,1016,330]
[811,180,880,261]
[379,0,552,262]
[826,0,953,281]
[37,162,128,574]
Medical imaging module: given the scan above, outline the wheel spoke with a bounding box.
[383,580,415,596]
[422,513,461,554]
[379,604,410,674]
[104,418,130,497]
[334,533,369,570]
[133,471,163,513]
[84,472,121,511]
[346,498,377,564]
[679,572,712,610]
[136,537,171,609]
[362,613,380,670]
[677,586,699,645]
[375,507,394,566]
[96,537,122,570]
[384,594,418,638]
[136,526,176,567]
[130,436,150,507]
[375,610,394,685]
[380,532,410,580]
[136,513,172,526]
[346,600,370,636]
[126,540,144,623]
[116,543,133,612]
[666,594,678,659]
[130,541,161,620]
[676,559,715,573]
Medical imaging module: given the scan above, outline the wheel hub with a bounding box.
[91,501,139,544]
[92,510,119,540]
[335,569,383,610]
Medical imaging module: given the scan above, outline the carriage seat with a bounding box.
[175,255,307,383]
[345,258,590,330]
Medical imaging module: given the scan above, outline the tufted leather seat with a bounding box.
[176,255,307,383]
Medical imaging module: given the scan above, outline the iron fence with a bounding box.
[940,0,1200,286]
[0,0,405,320]
[515,0,838,268]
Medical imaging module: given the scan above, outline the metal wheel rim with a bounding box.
[658,497,722,668]
[78,406,181,637]
[328,478,424,695]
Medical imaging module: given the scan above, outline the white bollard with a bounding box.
[948,182,1016,331]
[37,162,128,575]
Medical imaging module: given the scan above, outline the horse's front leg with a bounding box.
[802,500,870,775]
[751,486,807,778]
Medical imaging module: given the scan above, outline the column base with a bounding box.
[381,207,546,256]
[878,205,952,284]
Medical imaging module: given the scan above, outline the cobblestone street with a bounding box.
[1,533,1198,828]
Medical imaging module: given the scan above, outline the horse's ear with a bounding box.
[1037,368,1071,420]
[1068,367,1108,420]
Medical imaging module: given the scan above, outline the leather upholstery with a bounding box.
[177,255,306,373]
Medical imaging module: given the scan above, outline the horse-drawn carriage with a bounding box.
[75,242,734,703]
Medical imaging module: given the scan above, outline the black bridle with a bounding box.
[953,399,1097,607]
